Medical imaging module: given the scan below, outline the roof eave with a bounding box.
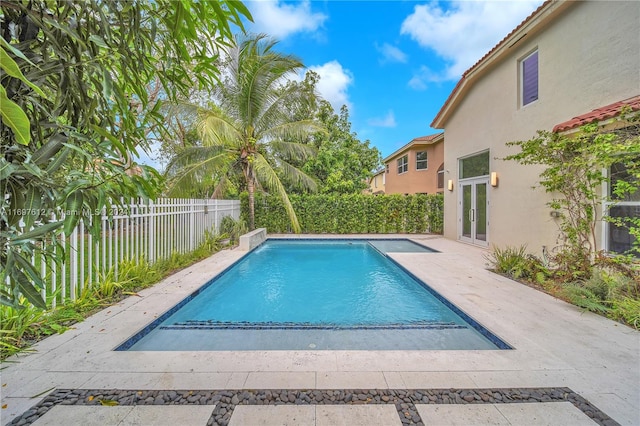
[431,0,574,129]
[383,133,444,163]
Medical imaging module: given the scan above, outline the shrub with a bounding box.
[486,245,549,283]
[241,192,444,234]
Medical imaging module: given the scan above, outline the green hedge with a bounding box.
[240,192,443,234]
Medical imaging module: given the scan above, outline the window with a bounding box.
[459,151,490,179]
[437,163,445,189]
[416,151,428,170]
[605,162,639,256]
[520,50,538,106]
[397,155,408,174]
[385,164,389,174]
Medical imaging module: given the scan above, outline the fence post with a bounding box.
[149,199,155,264]
[189,199,195,251]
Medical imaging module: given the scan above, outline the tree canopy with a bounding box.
[165,34,323,231]
[0,0,251,308]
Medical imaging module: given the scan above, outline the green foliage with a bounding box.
[302,103,382,194]
[241,192,444,234]
[165,35,323,232]
[219,217,248,244]
[560,284,612,314]
[611,297,640,328]
[1,229,228,359]
[505,116,640,273]
[1,0,251,309]
[486,245,549,283]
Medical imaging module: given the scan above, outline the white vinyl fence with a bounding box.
[37,198,240,308]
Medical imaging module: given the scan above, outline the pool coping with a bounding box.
[1,235,638,426]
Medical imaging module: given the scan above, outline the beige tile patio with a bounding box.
[229,405,315,426]
[122,404,215,425]
[30,405,134,426]
[399,371,477,389]
[154,372,235,390]
[416,404,510,425]
[382,372,406,389]
[243,372,316,389]
[78,372,163,390]
[316,372,388,389]
[316,404,401,426]
[496,402,597,425]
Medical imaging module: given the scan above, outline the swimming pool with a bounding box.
[117,239,510,351]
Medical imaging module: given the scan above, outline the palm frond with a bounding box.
[268,139,317,162]
[253,153,301,233]
[277,159,318,193]
[197,108,242,148]
[264,120,326,145]
[164,146,235,196]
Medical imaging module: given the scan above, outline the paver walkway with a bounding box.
[1,236,638,425]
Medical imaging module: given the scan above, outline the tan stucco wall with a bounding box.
[442,0,640,254]
[368,172,385,194]
[385,141,444,194]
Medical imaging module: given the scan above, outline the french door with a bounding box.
[459,177,489,246]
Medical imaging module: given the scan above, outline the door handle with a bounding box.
[468,209,475,222]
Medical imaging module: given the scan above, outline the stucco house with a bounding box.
[366,169,386,195]
[382,133,444,195]
[431,0,639,253]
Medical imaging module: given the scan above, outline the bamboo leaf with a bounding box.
[0,158,17,180]
[0,85,30,145]
[14,267,47,309]
[22,186,43,230]
[0,46,48,98]
[99,399,119,406]
[11,221,63,243]
[31,134,67,165]
[64,191,84,236]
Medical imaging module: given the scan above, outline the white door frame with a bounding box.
[458,177,490,247]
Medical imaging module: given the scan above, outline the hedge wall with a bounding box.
[240,192,443,234]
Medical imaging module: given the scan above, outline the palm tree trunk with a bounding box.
[247,179,255,230]
[244,165,256,230]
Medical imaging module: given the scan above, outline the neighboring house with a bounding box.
[383,133,444,195]
[430,0,639,254]
[367,168,386,195]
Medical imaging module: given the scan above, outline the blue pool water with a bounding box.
[118,239,510,351]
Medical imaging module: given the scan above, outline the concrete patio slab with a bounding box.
[1,236,638,426]
[316,404,401,425]
[30,405,215,426]
[229,405,315,426]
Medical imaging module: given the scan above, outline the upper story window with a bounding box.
[385,164,389,174]
[397,155,408,174]
[437,163,445,189]
[416,151,428,170]
[520,50,538,106]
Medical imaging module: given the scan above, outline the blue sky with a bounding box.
[138,0,543,167]
[240,0,543,159]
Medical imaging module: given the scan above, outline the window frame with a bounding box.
[416,151,428,171]
[520,49,539,107]
[437,163,445,189]
[602,163,639,256]
[397,155,408,174]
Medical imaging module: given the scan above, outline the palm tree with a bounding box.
[165,35,323,231]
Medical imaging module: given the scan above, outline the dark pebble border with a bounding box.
[9,387,619,426]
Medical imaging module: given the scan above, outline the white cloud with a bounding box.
[307,61,353,111]
[375,42,408,64]
[248,0,327,39]
[368,110,397,127]
[401,0,542,80]
[407,65,448,90]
